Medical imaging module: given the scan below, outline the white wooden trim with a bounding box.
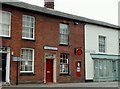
[20,48,34,73]
[0,11,11,37]
[6,48,10,83]
[22,15,35,40]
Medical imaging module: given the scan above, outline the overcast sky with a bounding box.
[19,0,119,25]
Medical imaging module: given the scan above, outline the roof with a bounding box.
[2,2,120,30]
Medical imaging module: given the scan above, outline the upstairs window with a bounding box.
[119,39,120,54]
[0,11,11,37]
[60,23,69,45]
[99,36,106,53]
[22,15,35,40]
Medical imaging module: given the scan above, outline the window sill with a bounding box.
[0,36,11,39]
[20,73,35,76]
[60,74,70,76]
[59,44,70,46]
[22,38,35,42]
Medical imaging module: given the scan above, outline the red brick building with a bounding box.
[1,2,85,84]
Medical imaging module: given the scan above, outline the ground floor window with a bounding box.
[60,53,69,74]
[94,59,113,78]
[20,48,34,73]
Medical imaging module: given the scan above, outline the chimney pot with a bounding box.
[44,0,54,9]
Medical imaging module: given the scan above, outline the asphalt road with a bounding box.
[1,82,120,89]
[1,87,120,89]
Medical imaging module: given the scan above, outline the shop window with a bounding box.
[94,59,113,78]
[60,53,69,74]
[119,39,120,54]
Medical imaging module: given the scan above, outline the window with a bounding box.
[99,36,106,52]
[60,23,69,45]
[22,15,35,40]
[119,39,120,54]
[60,53,69,74]
[0,11,11,37]
[94,59,113,78]
[20,48,34,73]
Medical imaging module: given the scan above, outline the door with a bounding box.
[2,53,7,82]
[112,61,117,81]
[46,59,53,83]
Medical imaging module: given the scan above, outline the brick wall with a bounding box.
[2,4,85,84]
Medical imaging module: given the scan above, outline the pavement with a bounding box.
[2,81,120,88]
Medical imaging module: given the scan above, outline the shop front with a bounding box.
[91,53,119,82]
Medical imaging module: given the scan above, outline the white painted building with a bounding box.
[85,23,120,82]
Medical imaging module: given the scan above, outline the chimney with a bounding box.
[44,0,54,9]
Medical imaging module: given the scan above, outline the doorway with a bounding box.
[46,59,53,83]
[112,61,118,81]
[2,53,7,82]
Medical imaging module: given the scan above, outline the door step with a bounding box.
[2,82,10,86]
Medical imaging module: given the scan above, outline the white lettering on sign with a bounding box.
[12,57,22,61]
[44,46,58,51]
[77,67,80,72]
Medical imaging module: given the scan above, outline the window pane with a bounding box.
[60,34,68,44]
[26,66,32,71]
[99,36,106,52]
[22,15,35,39]
[0,24,2,35]
[28,61,32,65]
[119,39,120,53]
[60,23,69,45]
[20,48,34,72]
[21,66,25,71]
[0,11,11,37]
[21,61,25,65]
[99,60,103,77]
[94,60,99,77]
[60,53,69,74]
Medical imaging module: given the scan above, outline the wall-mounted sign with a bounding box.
[12,56,22,61]
[74,48,83,55]
[44,46,58,51]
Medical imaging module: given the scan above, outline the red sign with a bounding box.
[75,48,82,55]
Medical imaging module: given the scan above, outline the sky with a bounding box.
[19,0,120,25]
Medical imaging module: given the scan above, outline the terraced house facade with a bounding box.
[1,1,120,85]
[1,1,85,84]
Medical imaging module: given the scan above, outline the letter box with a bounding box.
[76,61,81,77]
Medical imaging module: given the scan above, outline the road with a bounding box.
[1,87,120,89]
[1,82,120,89]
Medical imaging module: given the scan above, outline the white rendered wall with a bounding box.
[85,24,119,80]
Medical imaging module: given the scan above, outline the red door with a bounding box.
[46,59,53,83]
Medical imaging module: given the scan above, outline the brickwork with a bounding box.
[2,4,85,84]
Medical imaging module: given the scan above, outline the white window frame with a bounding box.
[119,39,120,54]
[20,48,34,73]
[99,35,106,53]
[60,23,69,45]
[22,15,35,40]
[0,11,11,37]
[60,53,69,74]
